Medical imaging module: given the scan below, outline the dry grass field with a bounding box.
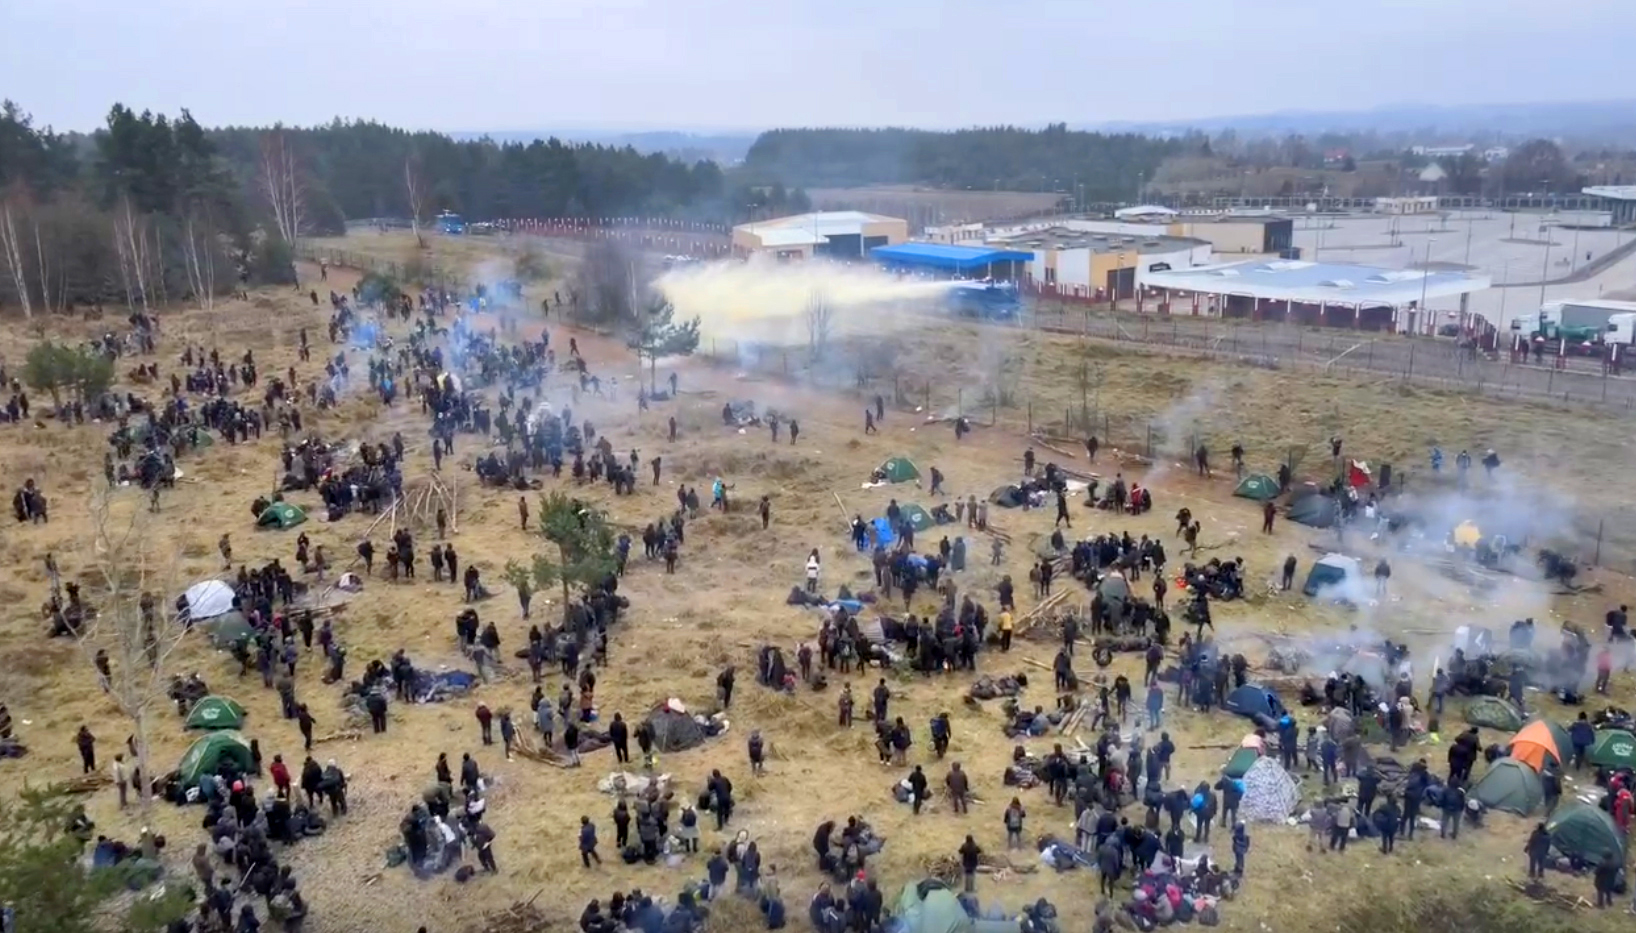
[2,234,1634,933]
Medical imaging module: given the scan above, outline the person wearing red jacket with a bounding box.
[269,754,292,800]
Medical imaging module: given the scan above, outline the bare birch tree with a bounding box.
[181,204,218,312]
[0,188,32,319]
[112,194,151,314]
[805,290,834,363]
[405,155,427,249]
[258,130,306,246]
[30,206,52,315]
[72,485,191,825]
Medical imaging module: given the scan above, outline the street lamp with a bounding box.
[1418,238,1435,334]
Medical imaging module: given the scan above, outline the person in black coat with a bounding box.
[1525,823,1552,878]
[609,713,629,763]
[579,816,601,867]
[1372,795,1401,854]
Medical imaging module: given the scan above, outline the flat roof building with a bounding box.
[1584,186,1636,225]
[1140,259,1490,333]
[732,211,909,261]
[989,227,1213,300]
[869,242,1035,280]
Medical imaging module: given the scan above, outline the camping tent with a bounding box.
[1224,685,1285,723]
[875,457,920,485]
[898,504,935,533]
[1464,696,1525,732]
[988,485,1025,509]
[181,580,236,621]
[1590,729,1636,770]
[1233,474,1280,501]
[646,707,706,753]
[894,881,1019,933]
[1239,757,1300,822]
[1097,574,1131,618]
[1287,492,1339,528]
[1510,719,1568,772]
[1302,553,1363,600]
[1547,802,1627,864]
[197,611,253,650]
[176,732,254,788]
[257,502,308,530]
[1471,759,1544,815]
[1223,747,1261,780]
[185,696,247,731]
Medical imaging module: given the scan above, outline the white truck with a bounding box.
[1512,299,1636,351]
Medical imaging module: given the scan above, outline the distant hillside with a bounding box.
[452,130,756,164]
[1092,100,1636,145]
[740,125,1178,201]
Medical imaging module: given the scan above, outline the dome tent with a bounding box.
[1464,695,1524,732]
[176,732,254,788]
[1302,553,1364,601]
[181,580,235,621]
[1589,729,1636,770]
[1471,758,1544,815]
[873,457,920,485]
[257,501,308,530]
[1233,473,1280,501]
[1509,719,1569,772]
[1239,757,1300,822]
[185,696,247,731]
[894,880,1019,933]
[1287,492,1339,528]
[1547,802,1626,864]
[645,704,706,753]
[198,611,254,650]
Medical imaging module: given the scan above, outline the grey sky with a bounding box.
[4,0,1632,132]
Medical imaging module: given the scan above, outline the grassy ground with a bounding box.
[0,236,1632,933]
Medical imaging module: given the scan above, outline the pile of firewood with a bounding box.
[465,892,549,933]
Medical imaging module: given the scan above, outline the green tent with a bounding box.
[1464,695,1525,732]
[895,881,1019,933]
[1223,746,1261,780]
[1233,473,1280,501]
[875,457,920,484]
[185,696,247,731]
[257,502,307,530]
[1546,802,1627,864]
[176,732,255,788]
[197,611,254,650]
[1471,758,1544,815]
[1590,730,1636,770]
[1287,492,1339,528]
[899,503,935,533]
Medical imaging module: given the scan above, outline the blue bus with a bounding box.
[945,281,1020,321]
[436,211,466,235]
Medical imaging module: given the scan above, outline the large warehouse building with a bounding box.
[987,227,1213,301]
[1139,259,1489,333]
[984,214,1293,256]
[731,211,909,260]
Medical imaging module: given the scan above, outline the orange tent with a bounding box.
[1510,720,1565,772]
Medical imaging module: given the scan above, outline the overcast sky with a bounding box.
[4,0,1633,133]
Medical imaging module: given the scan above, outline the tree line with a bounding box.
[0,100,738,316]
[738,124,1181,201]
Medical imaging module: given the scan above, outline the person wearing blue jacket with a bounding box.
[1230,823,1250,874]
[1570,713,1596,771]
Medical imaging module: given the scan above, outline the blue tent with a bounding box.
[1224,684,1286,722]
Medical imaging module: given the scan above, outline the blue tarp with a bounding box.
[871,242,1035,273]
[871,517,897,548]
[410,669,478,703]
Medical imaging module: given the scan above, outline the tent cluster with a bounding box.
[1464,717,1630,865]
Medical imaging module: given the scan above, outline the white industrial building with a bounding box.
[730,211,909,260]
[987,227,1213,301]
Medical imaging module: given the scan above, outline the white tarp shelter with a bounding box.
[182,580,235,620]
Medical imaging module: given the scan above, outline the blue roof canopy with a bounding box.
[870,242,1034,272]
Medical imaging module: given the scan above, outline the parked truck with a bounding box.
[1510,299,1636,354]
